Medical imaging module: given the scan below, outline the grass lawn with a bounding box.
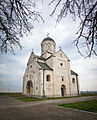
[17,97,44,102]
[0,93,97,102]
[59,100,97,113]
[0,93,44,102]
[81,93,97,96]
[0,93,24,97]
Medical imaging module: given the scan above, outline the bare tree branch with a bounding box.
[50,0,97,57]
[0,0,44,54]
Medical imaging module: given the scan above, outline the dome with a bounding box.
[42,37,55,43]
[41,37,56,56]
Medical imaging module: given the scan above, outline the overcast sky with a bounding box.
[0,0,97,92]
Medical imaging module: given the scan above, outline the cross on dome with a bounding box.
[59,46,62,50]
[47,33,50,37]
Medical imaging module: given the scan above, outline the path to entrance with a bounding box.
[0,96,97,120]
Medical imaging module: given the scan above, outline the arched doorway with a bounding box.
[61,85,66,96]
[26,80,33,96]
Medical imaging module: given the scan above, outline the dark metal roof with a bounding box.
[37,62,53,70]
[42,37,55,43]
[35,55,45,60]
[71,70,78,76]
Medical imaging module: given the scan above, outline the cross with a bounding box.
[59,46,62,50]
[32,49,34,52]
[47,33,50,37]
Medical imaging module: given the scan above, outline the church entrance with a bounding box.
[26,80,33,96]
[61,85,66,96]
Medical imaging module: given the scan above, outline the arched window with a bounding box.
[61,76,64,81]
[46,75,50,81]
[72,78,75,83]
[30,65,32,68]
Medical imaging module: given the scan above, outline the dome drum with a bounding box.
[41,37,56,55]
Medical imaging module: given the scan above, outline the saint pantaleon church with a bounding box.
[23,37,80,97]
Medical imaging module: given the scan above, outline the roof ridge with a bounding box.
[71,70,78,76]
[35,55,45,60]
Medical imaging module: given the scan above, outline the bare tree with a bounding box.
[50,0,97,57]
[0,0,43,54]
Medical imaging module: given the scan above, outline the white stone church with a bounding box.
[23,37,80,97]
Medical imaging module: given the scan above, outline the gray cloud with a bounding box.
[0,0,97,92]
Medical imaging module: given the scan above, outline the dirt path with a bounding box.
[0,96,97,120]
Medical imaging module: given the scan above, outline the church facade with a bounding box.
[23,37,80,97]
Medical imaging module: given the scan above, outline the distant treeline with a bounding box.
[81,91,97,93]
[80,91,97,96]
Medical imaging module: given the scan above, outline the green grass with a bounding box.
[59,100,97,113]
[81,92,97,96]
[17,97,44,102]
[0,93,44,102]
[8,93,25,98]
[0,93,7,96]
[0,93,24,97]
[0,92,97,102]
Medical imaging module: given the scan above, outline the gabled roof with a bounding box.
[71,70,78,76]
[55,49,70,61]
[37,62,53,70]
